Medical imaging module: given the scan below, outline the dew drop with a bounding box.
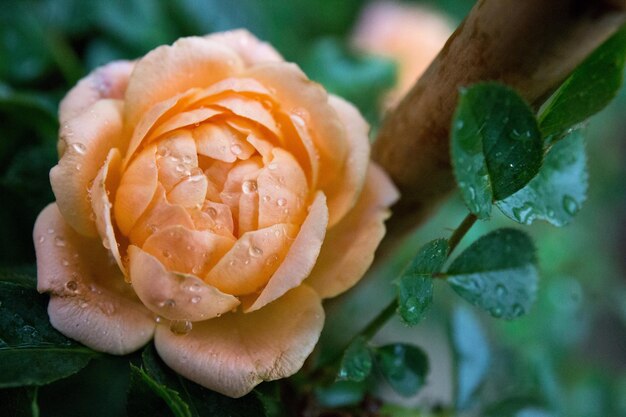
[512,304,525,317]
[276,198,287,207]
[158,299,176,308]
[155,316,163,323]
[248,246,263,257]
[170,320,192,335]
[80,302,89,309]
[54,236,66,247]
[162,250,172,258]
[62,259,70,267]
[71,142,86,155]
[229,260,237,267]
[47,228,54,234]
[147,224,158,233]
[38,236,45,243]
[490,307,503,318]
[262,195,271,203]
[182,155,192,164]
[562,195,579,216]
[65,280,78,291]
[268,162,278,170]
[175,164,185,173]
[242,179,258,194]
[191,296,201,304]
[495,284,507,296]
[230,144,242,155]
[75,164,82,171]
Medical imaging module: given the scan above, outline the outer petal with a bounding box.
[90,148,125,275]
[128,246,239,322]
[243,63,348,225]
[59,60,133,126]
[306,163,399,298]
[247,192,328,312]
[51,99,124,237]
[325,95,371,226]
[124,37,244,129]
[206,29,283,67]
[33,204,155,354]
[155,284,324,398]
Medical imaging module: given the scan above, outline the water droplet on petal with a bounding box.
[229,260,236,267]
[191,296,201,304]
[38,236,45,243]
[170,320,192,335]
[175,164,185,173]
[512,304,525,317]
[162,250,171,258]
[230,144,242,155]
[71,143,86,155]
[158,299,176,308]
[276,198,287,207]
[242,179,258,194]
[65,280,78,291]
[54,236,66,247]
[490,307,503,318]
[268,162,278,170]
[155,316,163,323]
[248,246,263,257]
[262,195,271,203]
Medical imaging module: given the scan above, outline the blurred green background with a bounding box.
[1,0,625,416]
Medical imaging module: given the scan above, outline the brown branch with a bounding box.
[373,0,626,229]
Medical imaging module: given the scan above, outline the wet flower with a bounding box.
[34,30,398,397]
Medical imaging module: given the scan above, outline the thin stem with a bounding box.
[447,213,477,255]
[359,299,398,341]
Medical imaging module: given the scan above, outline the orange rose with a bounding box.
[352,1,453,109]
[33,30,398,397]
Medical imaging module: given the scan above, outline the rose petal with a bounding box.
[220,157,263,229]
[191,200,235,236]
[194,123,255,163]
[243,63,347,205]
[59,60,133,126]
[51,100,124,238]
[204,223,299,296]
[156,131,199,191]
[128,245,239,321]
[142,225,235,277]
[206,29,283,67]
[124,37,243,129]
[34,204,154,354]
[246,191,328,312]
[114,145,159,236]
[90,148,126,274]
[150,107,222,139]
[188,77,274,103]
[307,163,399,298]
[207,94,279,136]
[155,284,323,398]
[128,185,194,247]
[257,148,309,228]
[324,95,371,227]
[167,170,208,208]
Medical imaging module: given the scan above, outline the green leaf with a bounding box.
[451,83,543,218]
[130,344,266,417]
[539,26,626,139]
[0,279,99,387]
[497,129,587,226]
[395,239,448,326]
[450,306,490,410]
[447,229,538,319]
[128,364,191,417]
[374,344,429,397]
[337,336,373,382]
